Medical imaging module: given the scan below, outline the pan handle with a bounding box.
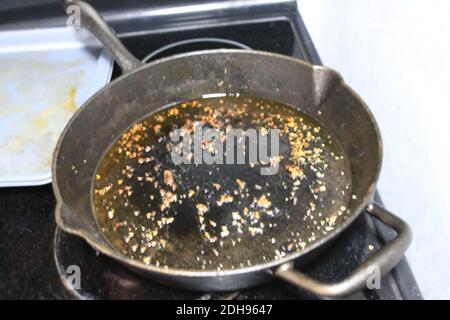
[64,0,143,74]
[274,202,412,298]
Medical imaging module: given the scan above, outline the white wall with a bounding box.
[298,0,450,299]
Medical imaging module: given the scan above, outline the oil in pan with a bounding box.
[92,96,352,271]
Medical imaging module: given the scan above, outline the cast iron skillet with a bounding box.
[53,0,412,298]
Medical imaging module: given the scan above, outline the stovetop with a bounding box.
[0,0,421,300]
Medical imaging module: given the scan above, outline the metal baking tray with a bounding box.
[0,27,113,187]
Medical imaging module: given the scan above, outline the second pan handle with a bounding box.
[274,202,412,298]
[64,0,143,74]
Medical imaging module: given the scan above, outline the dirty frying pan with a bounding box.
[53,0,412,298]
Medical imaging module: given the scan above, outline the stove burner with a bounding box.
[142,37,251,62]
[53,227,302,300]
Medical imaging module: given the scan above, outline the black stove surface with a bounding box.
[0,0,421,300]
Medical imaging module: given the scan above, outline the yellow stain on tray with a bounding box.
[33,86,78,130]
[63,86,78,112]
[0,51,86,176]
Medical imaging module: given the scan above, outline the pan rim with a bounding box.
[52,48,383,278]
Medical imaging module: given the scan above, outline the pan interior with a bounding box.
[92,95,353,271]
